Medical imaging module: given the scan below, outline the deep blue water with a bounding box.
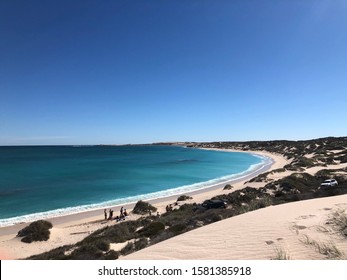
[0,145,266,226]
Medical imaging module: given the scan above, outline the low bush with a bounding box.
[213,186,263,207]
[336,154,347,163]
[80,220,140,245]
[150,230,175,245]
[177,195,192,201]
[266,173,319,194]
[137,221,165,237]
[168,223,188,235]
[69,244,104,260]
[248,172,270,183]
[223,184,234,190]
[134,237,148,250]
[327,208,347,237]
[249,196,272,210]
[196,210,223,224]
[293,157,316,168]
[120,242,134,255]
[132,200,157,215]
[95,240,110,252]
[104,250,119,260]
[17,220,53,243]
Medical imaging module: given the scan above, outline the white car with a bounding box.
[320,179,338,187]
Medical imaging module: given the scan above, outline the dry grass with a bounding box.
[327,208,347,237]
[271,246,290,260]
[300,234,344,259]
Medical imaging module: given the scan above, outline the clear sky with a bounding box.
[1,0,346,145]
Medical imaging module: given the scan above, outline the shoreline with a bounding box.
[0,149,282,238]
[1,139,346,260]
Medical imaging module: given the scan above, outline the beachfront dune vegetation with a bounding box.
[26,137,347,259]
[327,208,347,238]
[223,184,234,190]
[190,136,347,167]
[132,200,157,215]
[177,195,193,201]
[137,221,165,238]
[17,220,53,243]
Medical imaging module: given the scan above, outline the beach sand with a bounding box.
[1,149,346,260]
[123,194,347,260]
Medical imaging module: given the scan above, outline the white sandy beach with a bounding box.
[1,149,346,260]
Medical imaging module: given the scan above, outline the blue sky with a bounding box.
[1,0,346,145]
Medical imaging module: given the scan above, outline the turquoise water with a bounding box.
[0,145,267,226]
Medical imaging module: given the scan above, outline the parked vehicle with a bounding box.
[201,199,227,209]
[320,179,338,188]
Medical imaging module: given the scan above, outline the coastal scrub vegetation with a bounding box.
[26,137,347,259]
[17,220,53,243]
[223,184,233,190]
[188,136,347,169]
[300,234,344,259]
[132,200,157,215]
[326,208,347,238]
[177,195,192,201]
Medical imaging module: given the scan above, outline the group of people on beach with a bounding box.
[104,206,128,222]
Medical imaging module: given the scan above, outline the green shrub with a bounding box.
[250,197,272,210]
[120,242,134,255]
[315,169,332,179]
[272,168,286,173]
[17,220,53,243]
[150,230,175,245]
[248,172,270,182]
[336,154,347,163]
[69,244,104,260]
[138,221,165,237]
[168,223,188,235]
[223,184,234,190]
[197,211,223,224]
[214,186,261,206]
[177,195,192,201]
[104,250,119,260]
[134,237,148,250]
[293,157,315,168]
[267,173,319,194]
[132,200,157,215]
[95,240,110,252]
[80,220,139,245]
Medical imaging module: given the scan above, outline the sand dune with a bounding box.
[123,195,347,260]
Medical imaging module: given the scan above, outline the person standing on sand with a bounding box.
[109,209,114,220]
[104,209,107,220]
[120,206,124,216]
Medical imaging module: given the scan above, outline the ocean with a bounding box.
[0,145,269,226]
